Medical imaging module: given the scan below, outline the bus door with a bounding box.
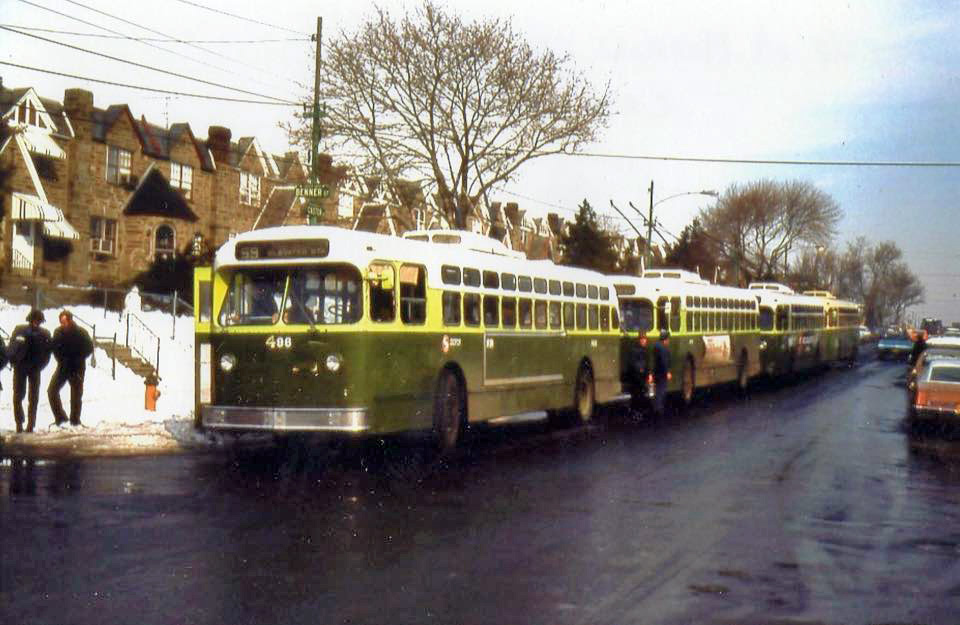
[193,266,213,427]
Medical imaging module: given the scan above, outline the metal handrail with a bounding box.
[125,312,161,376]
[11,247,32,270]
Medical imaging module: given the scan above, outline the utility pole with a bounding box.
[305,17,325,225]
[646,180,654,268]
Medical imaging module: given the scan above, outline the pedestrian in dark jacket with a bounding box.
[0,331,7,403]
[909,330,927,367]
[652,330,672,416]
[628,331,650,418]
[48,309,94,427]
[7,309,52,433]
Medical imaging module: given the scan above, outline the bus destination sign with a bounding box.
[235,239,330,260]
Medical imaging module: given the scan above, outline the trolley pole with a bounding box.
[645,180,655,268]
[307,17,323,224]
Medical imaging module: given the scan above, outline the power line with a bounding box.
[15,0,304,99]
[170,0,308,35]
[563,150,960,168]
[0,61,298,106]
[0,25,309,42]
[61,0,306,94]
[2,26,297,104]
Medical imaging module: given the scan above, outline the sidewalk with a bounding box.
[0,418,213,457]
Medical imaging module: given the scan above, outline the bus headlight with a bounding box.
[219,353,237,372]
[325,353,343,373]
[759,340,768,351]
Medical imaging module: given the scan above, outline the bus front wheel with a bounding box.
[433,369,465,455]
[573,364,595,424]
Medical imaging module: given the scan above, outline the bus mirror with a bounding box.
[366,268,394,290]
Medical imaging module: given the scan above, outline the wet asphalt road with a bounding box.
[2,353,960,625]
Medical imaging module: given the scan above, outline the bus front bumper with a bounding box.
[202,405,371,432]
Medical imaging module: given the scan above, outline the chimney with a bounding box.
[63,88,94,138]
[207,126,232,166]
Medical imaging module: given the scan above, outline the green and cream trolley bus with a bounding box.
[801,290,861,365]
[613,269,763,405]
[193,226,623,451]
[749,282,833,376]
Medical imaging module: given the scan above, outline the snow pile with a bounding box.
[0,299,197,448]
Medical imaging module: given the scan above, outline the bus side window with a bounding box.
[686,311,692,333]
[549,302,562,329]
[776,306,788,331]
[369,263,395,322]
[563,302,575,329]
[484,295,500,327]
[399,264,426,324]
[519,299,533,328]
[600,305,609,331]
[588,304,599,330]
[657,297,669,331]
[464,293,481,326]
[502,297,517,328]
[576,303,588,330]
[670,297,681,332]
[611,308,619,329]
[442,292,461,326]
[535,301,548,329]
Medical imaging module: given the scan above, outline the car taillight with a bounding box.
[915,390,928,406]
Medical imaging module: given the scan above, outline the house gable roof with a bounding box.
[123,164,199,221]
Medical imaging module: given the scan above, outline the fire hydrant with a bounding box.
[145,373,161,411]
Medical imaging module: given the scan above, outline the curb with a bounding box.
[0,420,209,458]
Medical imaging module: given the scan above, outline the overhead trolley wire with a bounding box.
[0,24,308,42]
[1,26,297,104]
[563,150,960,168]
[61,0,307,93]
[170,0,309,36]
[15,0,305,99]
[0,61,298,106]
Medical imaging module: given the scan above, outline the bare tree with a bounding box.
[863,241,925,328]
[700,179,841,284]
[287,2,611,228]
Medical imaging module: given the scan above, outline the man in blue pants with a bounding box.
[652,330,672,416]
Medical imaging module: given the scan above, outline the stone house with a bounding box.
[0,82,345,290]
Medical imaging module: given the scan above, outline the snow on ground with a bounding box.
[0,298,203,451]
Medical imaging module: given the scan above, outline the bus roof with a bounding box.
[214,226,619,294]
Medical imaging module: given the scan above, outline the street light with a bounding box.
[635,181,718,268]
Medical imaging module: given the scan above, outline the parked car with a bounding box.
[909,355,960,423]
[877,330,914,360]
[907,341,960,398]
[858,325,874,343]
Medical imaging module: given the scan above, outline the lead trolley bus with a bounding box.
[192,226,623,452]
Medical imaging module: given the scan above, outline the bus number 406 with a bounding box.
[266,336,292,350]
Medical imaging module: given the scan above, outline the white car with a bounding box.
[858,325,873,342]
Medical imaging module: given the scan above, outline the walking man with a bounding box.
[628,330,650,418]
[7,309,52,433]
[48,310,94,427]
[651,330,672,417]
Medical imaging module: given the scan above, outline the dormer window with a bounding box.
[106,145,133,186]
[170,162,193,199]
[239,171,260,205]
[15,102,44,129]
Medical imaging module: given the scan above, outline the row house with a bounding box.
[0,81,345,289]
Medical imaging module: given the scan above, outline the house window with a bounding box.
[170,162,193,199]
[239,171,261,205]
[155,224,176,260]
[90,217,117,255]
[106,145,132,185]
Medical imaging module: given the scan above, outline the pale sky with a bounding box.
[1,0,958,322]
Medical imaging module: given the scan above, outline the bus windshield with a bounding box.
[284,265,362,325]
[219,265,362,326]
[620,298,654,332]
[220,269,286,326]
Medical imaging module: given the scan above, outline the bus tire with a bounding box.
[573,363,595,424]
[433,369,465,456]
[736,350,749,392]
[681,357,696,406]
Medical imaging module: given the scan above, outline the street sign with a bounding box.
[296,184,331,199]
[305,203,323,217]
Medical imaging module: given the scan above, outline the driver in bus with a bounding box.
[251,282,279,322]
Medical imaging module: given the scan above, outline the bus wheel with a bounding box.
[736,350,749,392]
[573,364,595,424]
[681,358,696,406]
[433,369,465,455]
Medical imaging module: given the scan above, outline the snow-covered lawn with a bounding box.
[1,298,201,451]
